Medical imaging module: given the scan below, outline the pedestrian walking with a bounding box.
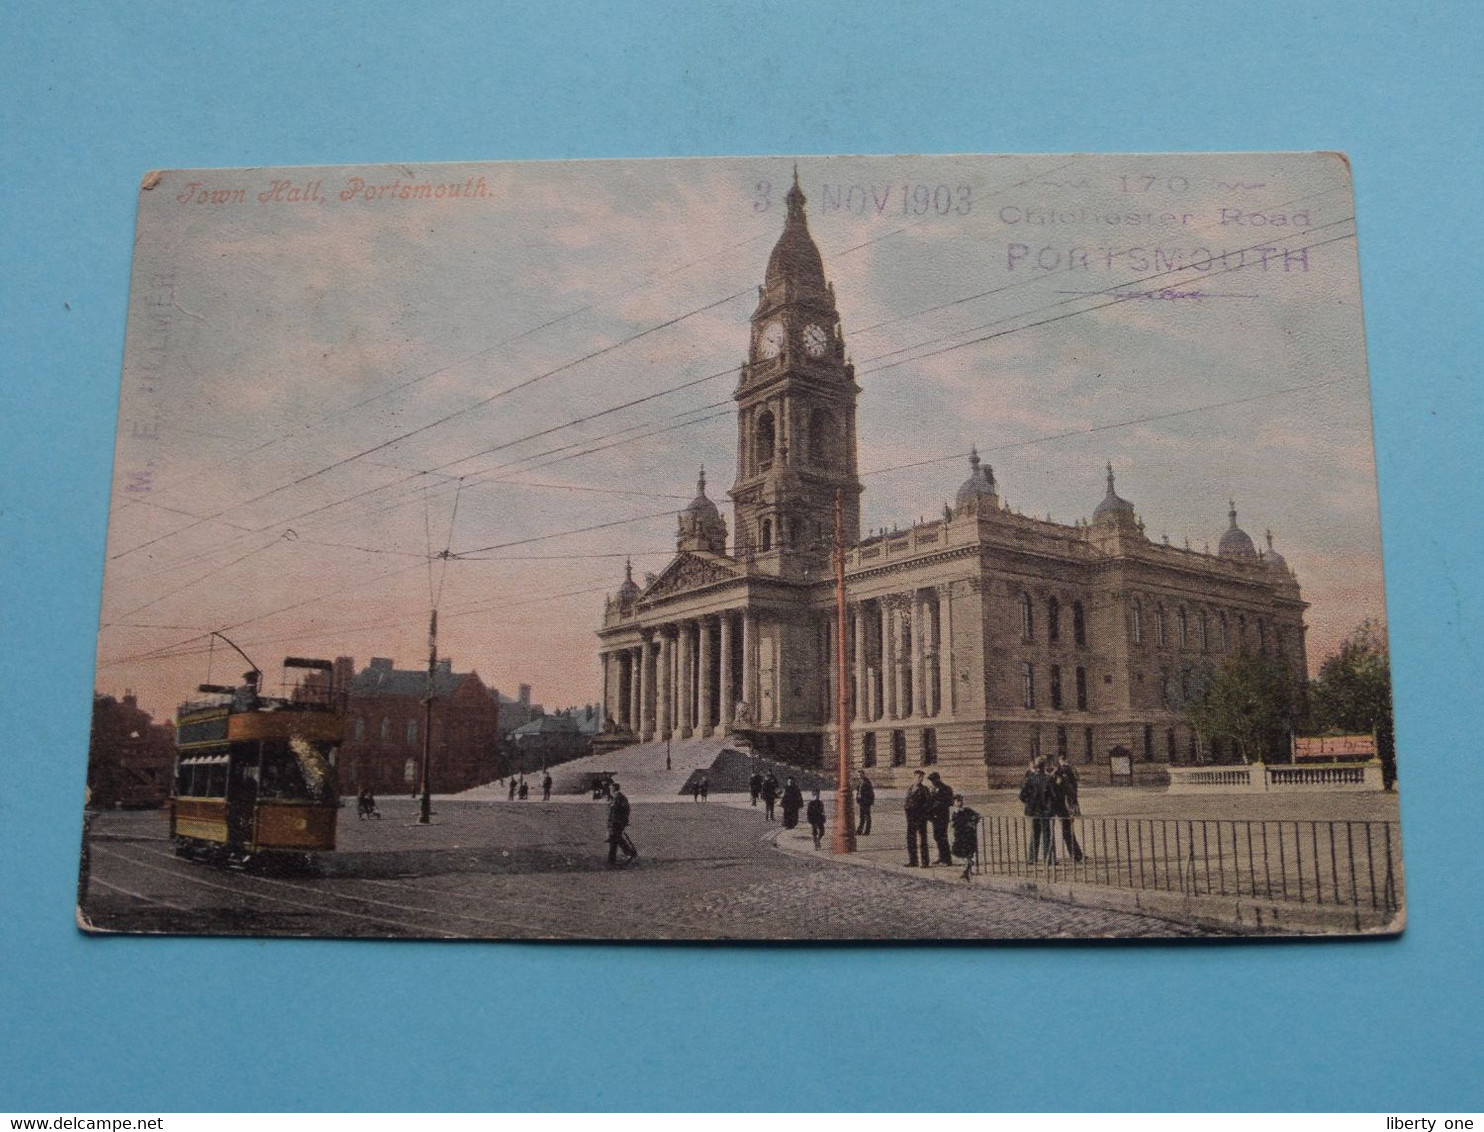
[749,770,763,806]
[699,775,709,802]
[806,788,826,849]
[518,779,529,801]
[508,778,518,801]
[1019,758,1057,864]
[692,778,702,802]
[541,772,553,802]
[1052,754,1085,863]
[855,772,875,835]
[903,770,932,867]
[761,771,779,821]
[780,776,804,830]
[606,780,638,866]
[927,771,955,865]
[950,794,982,881]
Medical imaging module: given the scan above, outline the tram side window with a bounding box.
[206,762,228,797]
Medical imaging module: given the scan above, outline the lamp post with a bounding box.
[832,490,857,854]
[418,609,437,824]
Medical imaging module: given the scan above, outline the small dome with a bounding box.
[1093,462,1136,521]
[1263,529,1288,570]
[1218,501,1258,559]
[616,557,640,603]
[684,468,722,525]
[954,447,998,508]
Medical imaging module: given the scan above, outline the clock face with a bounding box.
[803,323,829,358]
[759,320,785,359]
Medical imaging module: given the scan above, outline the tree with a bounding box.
[1309,620,1395,788]
[1182,650,1297,764]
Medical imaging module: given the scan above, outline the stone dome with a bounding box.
[1093,462,1136,522]
[954,447,998,509]
[1218,501,1258,559]
[677,468,728,554]
[616,557,640,603]
[1263,529,1288,570]
[684,468,723,525]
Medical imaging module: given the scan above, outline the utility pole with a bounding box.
[832,490,857,854]
[418,608,437,824]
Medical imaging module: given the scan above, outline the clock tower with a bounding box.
[730,169,862,577]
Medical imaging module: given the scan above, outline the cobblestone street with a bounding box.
[81,797,1207,940]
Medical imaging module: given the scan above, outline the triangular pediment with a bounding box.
[641,551,742,602]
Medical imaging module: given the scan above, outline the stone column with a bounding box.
[911,589,927,719]
[698,617,714,737]
[742,610,758,720]
[892,603,909,722]
[639,639,655,740]
[601,652,613,728]
[719,612,734,729]
[880,601,896,719]
[625,647,639,733]
[853,604,868,723]
[657,631,673,739]
[678,621,694,738]
[938,585,954,717]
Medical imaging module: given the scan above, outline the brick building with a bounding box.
[334,656,500,795]
[87,691,175,808]
[596,173,1308,788]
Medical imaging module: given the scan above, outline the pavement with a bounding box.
[79,795,1208,941]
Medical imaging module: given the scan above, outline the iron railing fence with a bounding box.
[974,815,1402,927]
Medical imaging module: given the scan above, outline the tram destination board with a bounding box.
[80,153,1403,941]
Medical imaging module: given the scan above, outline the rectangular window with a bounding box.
[921,727,937,766]
[1049,664,1063,710]
[1131,601,1143,644]
[1056,725,1068,759]
[890,730,907,767]
[861,732,876,768]
[1048,599,1060,643]
[1073,602,1087,647]
[406,719,418,744]
[1143,724,1154,762]
[1084,726,1094,763]
[1075,666,1088,711]
[1022,662,1035,709]
[1029,730,1041,761]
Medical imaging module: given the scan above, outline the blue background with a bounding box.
[2,0,1480,1113]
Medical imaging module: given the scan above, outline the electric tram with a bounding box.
[170,654,343,866]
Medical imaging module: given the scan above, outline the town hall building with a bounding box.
[597,173,1308,787]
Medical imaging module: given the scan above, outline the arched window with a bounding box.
[808,407,834,467]
[1047,597,1061,643]
[1155,604,1167,648]
[1050,664,1063,709]
[1020,593,1034,642]
[1075,667,1088,711]
[1073,601,1087,647]
[1200,610,1210,652]
[1131,599,1143,644]
[760,518,773,552]
[1178,607,1189,649]
[754,409,776,470]
[1219,613,1229,652]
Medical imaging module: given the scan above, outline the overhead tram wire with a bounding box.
[106,158,1085,565]
[101,212,1356,622]
[112,222,795,512]
[107,211,1355,593]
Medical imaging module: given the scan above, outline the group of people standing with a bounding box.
[748,768,830,850]
[901,770,982,879]
[1018,754,1084,864]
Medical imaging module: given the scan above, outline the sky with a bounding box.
[94,153,1383,721]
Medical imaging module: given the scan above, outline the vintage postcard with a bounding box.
[80,153,1401,940]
